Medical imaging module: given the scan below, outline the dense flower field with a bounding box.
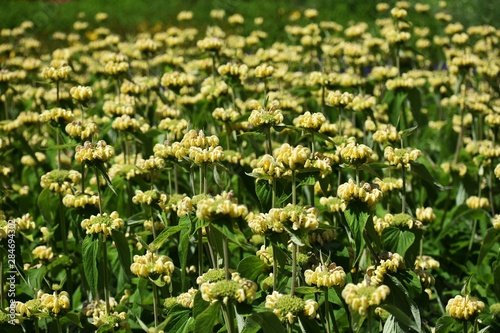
[1,1,499,332]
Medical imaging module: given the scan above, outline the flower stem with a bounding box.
[324,287,332,333]
[223,236,230,280]
[222,303,236,333]
[152,283,159,328]
[102,233,110,315]
[290,171,298,296]
[401,166,407,213]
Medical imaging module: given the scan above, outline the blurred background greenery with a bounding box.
[1,0,498,39]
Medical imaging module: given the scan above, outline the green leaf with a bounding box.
[383,314,407,333]
[93,164,117,195]
[494,263,500,301]
[385,274,422,332]
[194,302,221,333]
[149,224,184,252]
[461,274,474,296]
[477,227,500,265]
[111,229,132,280]
[179,214,193,291]
[61,312,82,328]
[435,316,459,333]
[400,125,418,138]
[37,187,59,223]
[149,275,167,287]
[82,234,100,296]
[409,160,444,190]
[294,286,321,294]
[237,256,268,281]
[344,203,370,265]
[381,227,415,259]
[379,305,419,332]
[242,311,286,333]
[43,142,78,151]
[255,179,273,211]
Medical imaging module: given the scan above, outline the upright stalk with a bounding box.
[401,166,407,213]
[290,171,298,296]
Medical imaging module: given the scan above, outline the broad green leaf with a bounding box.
[344,203,370,265]
[379,305,419,332]
[477,228,500,265]
[383,314,408,333]
[60,312,82,328]
[242,311,286,333]
[164,307,193,333]
[178,214,193,291]
[435,316,459,333]
[237,255,268,281]
[96,323,115,333]
[111,229,132,280]
[149,275,167,287]
[82,234,100,296]
[149,224,184,252]
[37,187,59,223]
[385,274,422,332]
[194,302,221,333]
[255,179,272,211]
[409,161,444,190]
[461,274,474,296]
[381,227,415,259]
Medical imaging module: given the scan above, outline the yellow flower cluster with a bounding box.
[16,290,71,317]
[75,140,115,164]
[374,213,423,235]
[342,281,390,316]
[265,291,318,324]
[83,298,127,329]
[367,252,405,286]
[196,191,248,220]
[65,121,98,140]
[161,71,196,91]
[212,107,240,123]
[130,251,175,283]
[372,177,403,193]
[415,207,436,224]
[218,62,248,80]
[304,263,346,288]
[373,124,401,143]
[42,64,71,81]
[175,288,198,309]
[81,211,124,237]
[248,100,284,128]
[271,204,319,232]
[70,85,93,102]
[39,107,74,124]
[337,179,383,209]
[62,192,99,208]
[492,215,500,230]
[384,146,422,168]
[339,142,373,165]
[196,37,223,52]
[199,271,257,305]
[40,170,82,194]
[446,295,485,321]
[274,143,310,170]
[465,196,489,210]
[319,196,346,213]
[293,111,325,131]
[32,245,54,260]
[415,255,440,270]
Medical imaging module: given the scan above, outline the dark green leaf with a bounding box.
[237,256,268,281]
[344,203,370,265]
[82,234,100,295]
[409,160,444,190]
[477,228,500,265]
[435,316,459,333]
[381,227,415,259]
[494,262,500,301]
[294,286,321,294]
[111,229,132,280]
[242,311,286,333]
[37,187,59,223]
[194,302,220,333]
[379,305,419,332]
[179,214,193,291]
[255,179,273,211]
[149,224,184,252]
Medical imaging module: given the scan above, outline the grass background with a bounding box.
[1,0,498,39]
